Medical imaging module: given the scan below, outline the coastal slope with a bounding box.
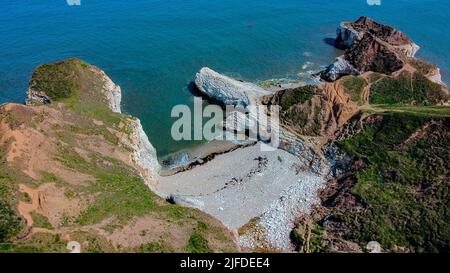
[0,58,237,253]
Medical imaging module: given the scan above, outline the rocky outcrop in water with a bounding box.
[322,16,420,81]
[344,34,405,74]
[194,68,337,175]
[194,67,272,108]
[336,16,420,57]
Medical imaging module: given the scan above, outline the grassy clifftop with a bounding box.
[29,58,87,101]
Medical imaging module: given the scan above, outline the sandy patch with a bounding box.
[17,183,84,228]
[105,214,192,249]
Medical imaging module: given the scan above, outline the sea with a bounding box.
[1,0,449,157]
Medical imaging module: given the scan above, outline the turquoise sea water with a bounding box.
[1,0,449,156]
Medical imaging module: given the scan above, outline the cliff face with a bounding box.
[25,58,161,183]
[263,83,359,139]
[344,33,405,74]
[0,59,237,253]
[194,67,341,174]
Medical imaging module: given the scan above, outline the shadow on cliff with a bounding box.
[323,38,337,47]
[187,81,227,108]
[324,38,347,50]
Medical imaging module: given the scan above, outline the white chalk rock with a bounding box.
[321,56,360,82]
[194,67,272,108]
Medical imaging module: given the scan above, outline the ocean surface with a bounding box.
[1,0,449,156]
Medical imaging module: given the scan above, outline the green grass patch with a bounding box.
[40,171,65,186]
[186,233,211,253]
[0,233,67,253]
[53,146,205,228]
[29,59,85,101]
[53,149,158,225]
[70,231,115,253]
[185,222,212,253]
[337,113,450,252]
[373,104,450,117]
[280,85,320,109]
[64,123,119,146]
[370,71,447,105]
[369,72,384,84]
[341,76,368,104]
[139,241,174,253]
[21,192,31,203]
[31,212,53,230]
[0,140,23,243]
[30,58,123,128]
